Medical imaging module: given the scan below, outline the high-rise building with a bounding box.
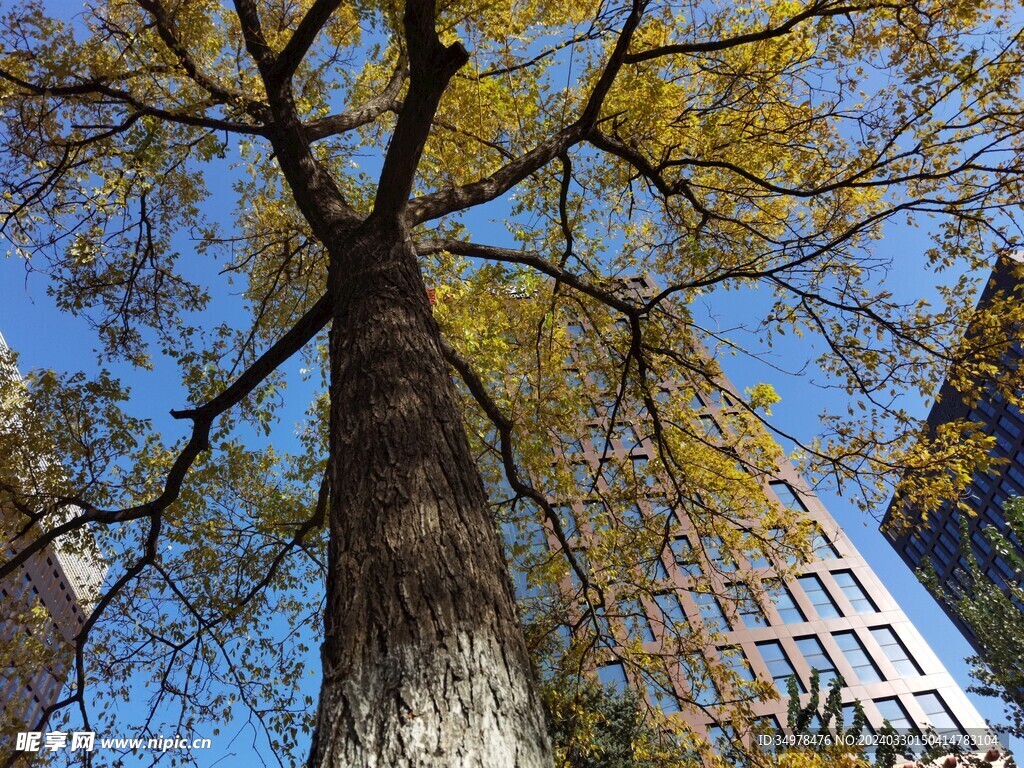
[502,275,998,761]
[881,255,1024,652]
[0,330,106,735]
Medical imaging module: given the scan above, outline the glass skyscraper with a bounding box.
[882,256,1024,652]
[502,275,994,760]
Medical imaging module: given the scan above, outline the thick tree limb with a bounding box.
[624,1,869,63]
[304,64,408,141]
[273,0,346,83]
[370,0,468,220]
[414,238,638,314]
[407,0,649,224]
[135,0,256,112]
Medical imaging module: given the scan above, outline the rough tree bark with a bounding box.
[231,0,555,761]
[307,221,552,767]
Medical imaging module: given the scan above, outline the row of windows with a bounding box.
[756,624,921,694]
[597,650,952,733]
[548,565,886,647]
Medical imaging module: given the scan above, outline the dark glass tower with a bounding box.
[881,255,1024,652]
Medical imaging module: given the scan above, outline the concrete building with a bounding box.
[881,255,1024,653]
[503,275,998,762]
[0,330,106,734]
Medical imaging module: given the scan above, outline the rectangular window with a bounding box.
[691,591,729,634]
[998,415,1021,439]
[766,581,806,623]
[620,503,643,526]
[682,656,718,707]
[972,529,993,558]
[654,592,687,630]
[937,531,959,559]
[869,627,922,677]
[794,636,839,687]
[833,631,883,684]
[796,574,840,619]
[832,571,878,614]
[875,698,914,732]
[704,535,735,570]
[993,556,1017,582]
[747,547,771,569]
[572,463,592,489]
[669,536,702,576]
[620,599,656,643]
[598,663,628,694]
[646,669,681,714]
[812,525,840,559]
[756,640,804,694]
[841,703,875,735]
[700,415,723,439]
[720,646,755,684]
[726,583,768,629]
[906,536,926,566]
[769,481,808,511]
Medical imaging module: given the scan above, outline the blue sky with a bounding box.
[1,193,1014,762]
[0,1,1019,763]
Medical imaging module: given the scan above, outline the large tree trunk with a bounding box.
[309,222,552,767]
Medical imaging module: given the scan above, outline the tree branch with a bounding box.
[303,64,408,141]
[273,0,346,83]
[0,294,332,584]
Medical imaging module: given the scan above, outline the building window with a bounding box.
[720,646,755,684]
[875,698,915,732]
[796,574,841,619]
[707,723,739,756]
[726,583,768,629]
[794,636,839,687]
[769,481,807,511]
[756,640,804,694]
[646,667,682,713]
[998,415,1021,439]
[914,692,962,734]
[682,656,719,708]
[700,415,723,439]
[833,631,883,684]
[645,555,670,582]
[972,529,993,558]
[703,535,736,571]
[747,546,771,569]
[619,599,656,643]
[654,592,687,630]
[765,580,806,624]
[906,536,926,567]
[598,662,629,694]
[869,627,922,677]
[842,702,875,734]
[811,525,840,559]
[832,571,878,614]
[669,536,702,576]
[691,591,729,634]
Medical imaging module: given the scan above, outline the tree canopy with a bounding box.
[1,0,1024,765]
